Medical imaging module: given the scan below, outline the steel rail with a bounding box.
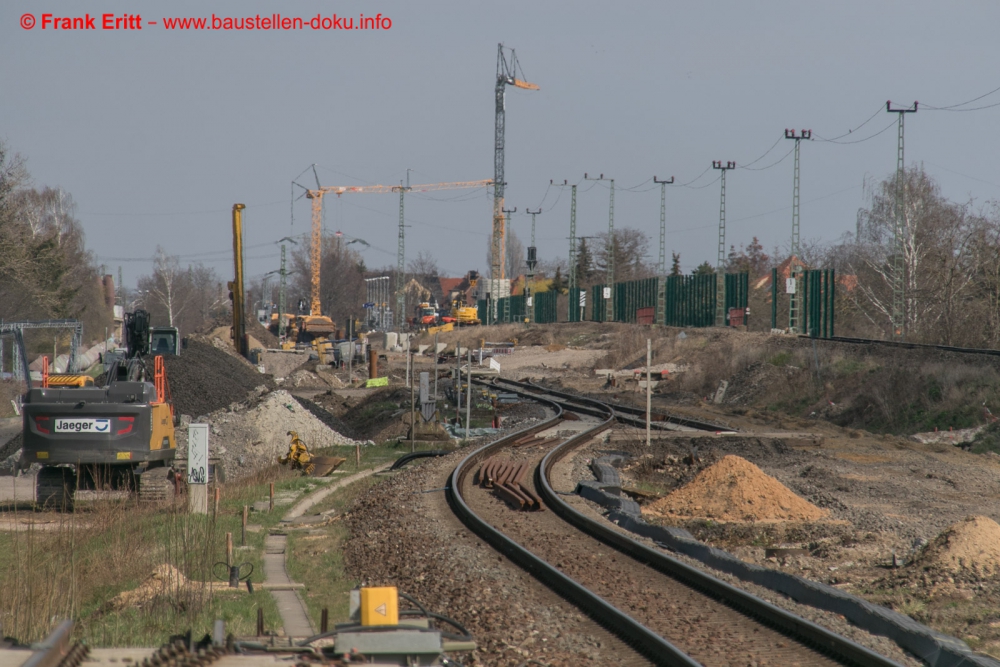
[447,396,699,666]
[807,334,1000,357]
[516,384,907,667]
[496,378,731,432]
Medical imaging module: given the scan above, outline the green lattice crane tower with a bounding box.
[501,206,517,323]
[492,44,539,321]
[784,129,811,333]
[886,101,917,340]
[653,176,674,326]
[713,161,736,327]
[585,173,614,321]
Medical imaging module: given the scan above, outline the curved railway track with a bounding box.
[806,334,1000,358]
[447,379,907,667]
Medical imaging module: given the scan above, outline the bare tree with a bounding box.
[594,228,652,282]
[407,250,439,280]
[850,167,984,343]
[291,235,367,325]
[484,228,526,280]
[139,247,191,327]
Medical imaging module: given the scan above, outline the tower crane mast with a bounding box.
[492,43,539,288]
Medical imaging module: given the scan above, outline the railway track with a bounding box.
[806,334,1000,358]
[447,380,907,667]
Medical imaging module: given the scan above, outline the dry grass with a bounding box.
[0,466,308,645]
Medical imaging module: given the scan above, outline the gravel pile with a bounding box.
[177,389,364,480]
[292,396,359,442]
[164,337,275,418]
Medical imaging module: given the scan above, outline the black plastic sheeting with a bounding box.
[577,478,1000,667]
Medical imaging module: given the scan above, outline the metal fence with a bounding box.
[534,291,558,324]
[587,274,747,326]
[803,269,835,338]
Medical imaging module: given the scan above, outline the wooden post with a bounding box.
[355,442,361,469]
[226,532,233,567]
[464,348,472,441]
[257,607,264,636]
[320,608,329,634]
[646,338,652,448]
[214,487,220,515]
[410,351,416,453]
[269,482,274,511]
[242,505,248,546]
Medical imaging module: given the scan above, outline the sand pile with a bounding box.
[109,564,191,610]
[914,515,1000,574]
[643,455,829,522]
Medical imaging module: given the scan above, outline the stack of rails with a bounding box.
[477,457,545,511]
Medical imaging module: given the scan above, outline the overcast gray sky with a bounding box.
[4,0,1000,289]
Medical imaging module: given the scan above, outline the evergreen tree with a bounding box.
[550,266,568,294]
[692,261,715,275]
[670,252,682,276]
[576,238,594,286]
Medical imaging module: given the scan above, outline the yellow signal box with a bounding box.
[360,586,399,626]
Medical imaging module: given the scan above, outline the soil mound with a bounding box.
[163,337,275,418]
[915,515,1000,574]
[643,455,829,522]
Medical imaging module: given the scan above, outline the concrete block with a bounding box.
[435,343,447,354]
[417,344,430,355]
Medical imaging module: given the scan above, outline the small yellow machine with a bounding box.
[278,430,314,474]
[278,431,346,477]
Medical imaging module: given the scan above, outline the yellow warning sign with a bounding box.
[36,452,48,459]
[360,587,398,626]
[116,452,132,460]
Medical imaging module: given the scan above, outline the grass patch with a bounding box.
[0,466,325,646]
[768,351,793,367]
[284,476,383,628]
[971,422,1000,455]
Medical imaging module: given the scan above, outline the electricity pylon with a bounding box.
[653,176,674,326]
[713,161,736,327]
[886,101,917,340]
[551,179,580,321]
[585,173,614,322]
[784,129,811,333]
[525,208,541,323]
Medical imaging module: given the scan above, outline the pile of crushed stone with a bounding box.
[643,455,829,522]
[164,337,275,418]
[914,515,1000,574]
[176,389,365,481]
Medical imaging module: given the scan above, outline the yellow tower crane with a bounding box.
[303,179,492,336]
